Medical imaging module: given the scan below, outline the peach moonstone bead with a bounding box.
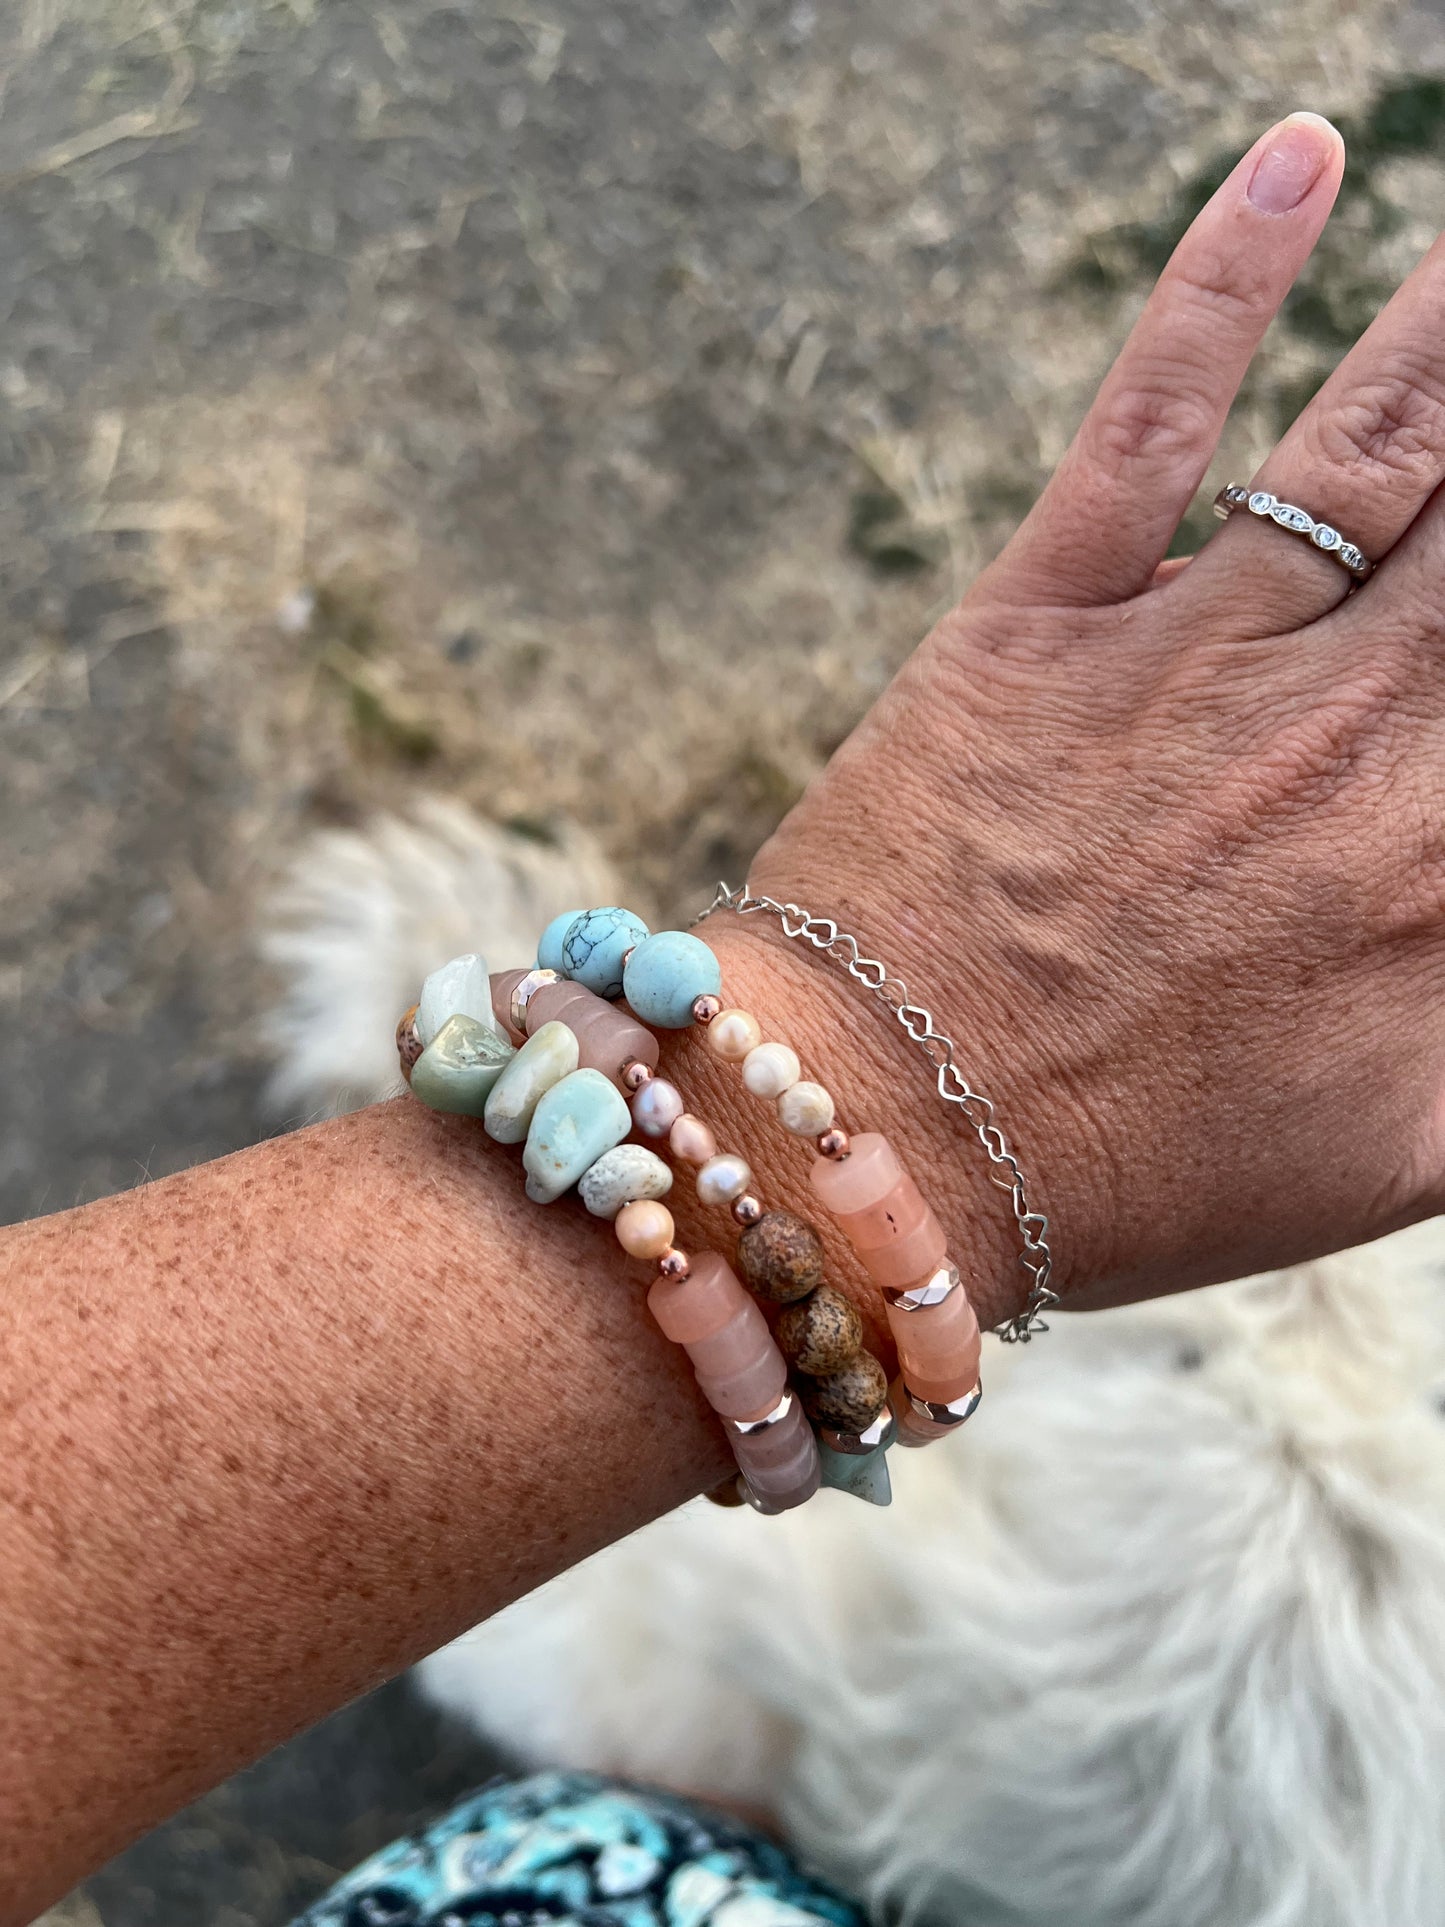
[809,1132,948,1290]
[732,1396,821,1511]
[525,979,659,1089]
[648,1252,787,1419]
[886,1284,981,1406]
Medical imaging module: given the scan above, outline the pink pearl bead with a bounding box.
[615,1198,676,1260]
[631,1077,685,1137]
[669,1113,718,1165]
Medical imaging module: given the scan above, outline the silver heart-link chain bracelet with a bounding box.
[695,883,1058,1343]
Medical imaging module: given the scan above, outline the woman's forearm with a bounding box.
[0,919,1016,1921]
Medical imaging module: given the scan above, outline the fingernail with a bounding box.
[1246,112,1339,214]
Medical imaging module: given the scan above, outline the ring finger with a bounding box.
[1188,227,1445,630]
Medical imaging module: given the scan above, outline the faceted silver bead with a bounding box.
[884,1263,961,1312]
[906,1381,983,1428]
[509,967,559,1034]
[729,1392,794,1436]
[820,1403,897,1455]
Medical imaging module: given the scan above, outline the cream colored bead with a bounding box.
[615,1198,676,1260]
[778,1079,835,1136]
[696,1152,752,1206]
[741,1040,800,1099]
[706,1007,763,1063]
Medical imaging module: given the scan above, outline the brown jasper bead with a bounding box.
[737,1210,826,1305]
[775,1286,864,1376]
[800,1351,889,1432]
[396,1004,423,1081]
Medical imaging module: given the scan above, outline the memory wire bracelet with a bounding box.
[392,903,989,1514]
[515,906,986,1454]
[694,884,1058,1345]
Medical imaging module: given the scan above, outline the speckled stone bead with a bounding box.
[525,979,660,1089]
[774,1286,864,1376]
[622,930,723,1030]
[559,906,650,999]
[417,953,496,1048]
[521,1067,632,1204]
[537,908,587,974]
[578,1143,673,1219]
[409,1014,516,1116]
[483,1019,579,1145]
[799,1352,889,1432]
[818,1439,892,1506]
[736,1210,826,1304]
[396,1004,423,1080]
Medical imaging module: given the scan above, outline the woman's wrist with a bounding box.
[668,909,1045,1343]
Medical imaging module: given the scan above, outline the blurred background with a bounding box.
[7,0,1445,1918]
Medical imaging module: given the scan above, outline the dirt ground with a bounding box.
[7,0,1445,1918]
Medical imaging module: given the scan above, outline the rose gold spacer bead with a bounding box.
[817,1128,851,1160]
[692,993,722,1025]
[621,1059,654,1092]
[731,1193,764,1227]
[657,1247,691,1280]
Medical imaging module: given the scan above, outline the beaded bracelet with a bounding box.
[394,904,984,1514]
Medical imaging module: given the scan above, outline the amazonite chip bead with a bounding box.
[622,931,722,1030]
[560,906,650,1000]
[522,1068,632,1204]
[417,953,495,1048]
[578,1143,674,1219]
[483,1019,579,1145]
[537,909,586,975]
[409,1014,515,1116]
[818,1439,893,1507]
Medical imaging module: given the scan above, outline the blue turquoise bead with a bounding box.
[818,1441,893,1507]
[622,930,722,1030]
[537,908,586,974]
[559,906,650,1000]
[522,1067,632,1204]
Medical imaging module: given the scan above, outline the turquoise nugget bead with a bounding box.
[522,1067,632,1204]
[622,931,722,1030]
[537,908,586,974]
[559,905,650,999]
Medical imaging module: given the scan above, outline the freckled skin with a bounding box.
[0,924,911,1923]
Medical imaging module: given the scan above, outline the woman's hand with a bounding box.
[713,112,1445,1323]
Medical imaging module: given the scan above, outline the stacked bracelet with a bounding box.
[394,901,987,1517]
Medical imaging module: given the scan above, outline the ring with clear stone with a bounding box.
[1213,484,1373,584]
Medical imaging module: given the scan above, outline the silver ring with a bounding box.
[1213,485,1373,584]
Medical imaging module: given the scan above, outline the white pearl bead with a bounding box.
[741,1041,800,1099]
[696,1152,752,1206]
[706,1007,763,1062]
[778,1080,834,1136]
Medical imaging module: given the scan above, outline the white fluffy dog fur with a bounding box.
[262,805,1445,1927]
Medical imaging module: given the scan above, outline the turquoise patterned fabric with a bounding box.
[291,1771,866,1927]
